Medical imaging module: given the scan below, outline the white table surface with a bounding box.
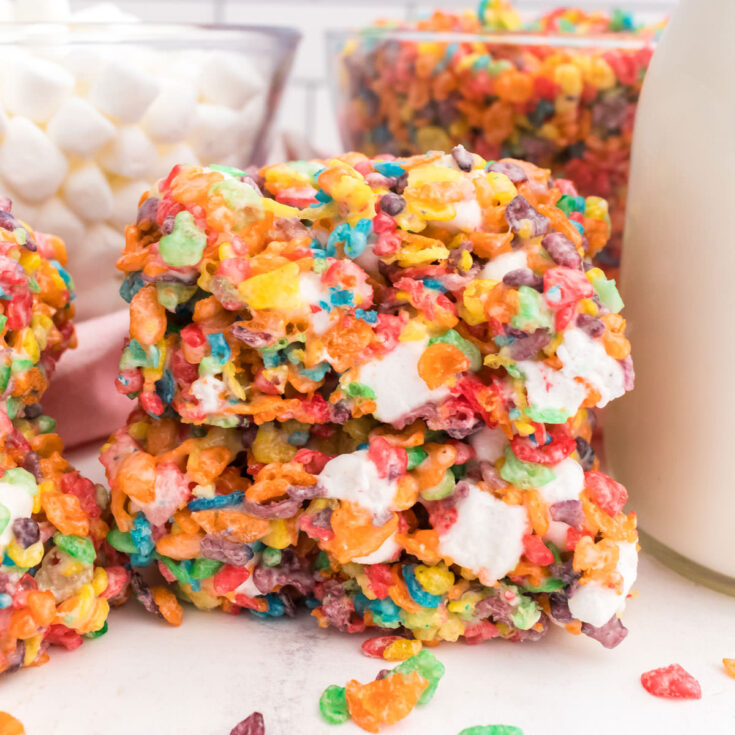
[3,446,735,735]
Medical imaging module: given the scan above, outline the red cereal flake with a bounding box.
[585,471,628,516]
[640,664,702,700]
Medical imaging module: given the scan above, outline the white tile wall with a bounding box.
[69,0,678,159]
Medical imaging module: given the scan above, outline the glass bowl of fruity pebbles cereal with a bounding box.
[328,2,666,272]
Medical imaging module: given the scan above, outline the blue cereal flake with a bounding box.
[155,369,175,405]
[327,219,373,259]
[571,220,585,235]
[354,308,378,324]
[187,491,245,512]
[329,287,354,307]
[421,278,447,292]
[545,284,562,303]
[300,362,330,381]
[326,222,350,257]
[367,596,401,625]
[120,271,145,303]
[402,564,442,609]
[373,161,406,178]
[131,513,155,557]
[315,190,333,203]
[288,430,310,446]
[207,332,231,364]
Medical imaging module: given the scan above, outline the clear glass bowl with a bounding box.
[328,26,658,272]
[0,23,300,318]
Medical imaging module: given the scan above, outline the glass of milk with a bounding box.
[605,0,735,594]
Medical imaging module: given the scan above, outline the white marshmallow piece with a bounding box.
[35,198,85,251]
[98,126,156,179]
[142,81,197,144]
[199,51,265,109]
[89,60,158,123]
[13,0,70,22]
[0,117,68,202]
[47,98,116,156]
[109,178,149,229]
[189,104,242,164]
[4,54,74,122]
[62,163,114,223]
[153,143,199,180]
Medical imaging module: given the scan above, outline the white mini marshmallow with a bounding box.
[141,81,197,144]
[153,143,199,180]
[0,117,67,202]
[189,104,242,163]
[35,198,85,251]
[3,54,74,122]
[98,126,156,179]
[47,97,116,156]
[62,163,114,222]
[198,51,265,109]
[89,60,158,123]
[109,178,149,229]
[13,0,70,22]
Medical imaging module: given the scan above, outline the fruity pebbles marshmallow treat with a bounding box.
[108,149,637,648]
[0,202,126,675]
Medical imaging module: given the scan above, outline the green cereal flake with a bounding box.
[53,533,96,565]
[393,650,445,705]
[159,211,207,267]
[458,727,524,735]
[319,685,350,725]
[500,447,555,489]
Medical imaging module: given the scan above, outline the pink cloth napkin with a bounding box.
[43,309,133,449]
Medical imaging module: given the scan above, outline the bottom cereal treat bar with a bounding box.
[101,406,636,649]
[1,414,126,675]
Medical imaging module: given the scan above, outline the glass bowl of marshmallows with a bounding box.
[0,8,299,318]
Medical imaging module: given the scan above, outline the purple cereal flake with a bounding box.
[576,313,605,338]
[130,570,160,617]
[273,217,310,242]
[22,450,42,482]
[287,484,324,502]
[230,324,274,348]
[581,615,629,649]
[620,355,635,391]
[375,668,392,680]
[451,144,474,172]
[0,196,12,213]
[5,640,25,673]
[574,436,595,472]
[549,499,584,528]
[242,496,302,519]
[319,581,353,631]
[310,507,333,530]
[479,461,508,490]
[488,160,528,183]
[504,196,550,237]
[550,560,580,586]
[509,328,551,361]
[136,196,159,225]
[379,192,406,215]
[253,551,315,596]
[502,268,543,291]
[391,402,438,431]
[161,215,176,235]
[23,403,43,419]
[12,517,40,549]
[200,534,253,567]
[230,712,265,735]
[541,232,582,269]
[548,592,574,623]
